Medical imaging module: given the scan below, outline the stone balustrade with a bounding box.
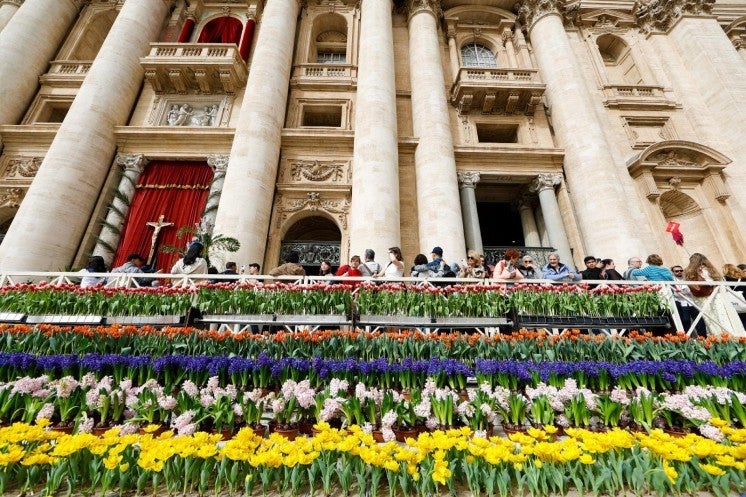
[451,67,546,115]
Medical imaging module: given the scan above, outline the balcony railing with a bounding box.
[140,43,248,94]
[291,63,357,89]
[39,60,93,87]
[451,67,546,115]
[483,246,555,267]
[602,84,676,109]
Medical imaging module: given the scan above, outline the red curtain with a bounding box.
[197,17,243,45]
[112,161,213,272]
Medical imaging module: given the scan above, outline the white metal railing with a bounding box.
[0,272,744,337]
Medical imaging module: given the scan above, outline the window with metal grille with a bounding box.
[461,43,497,68]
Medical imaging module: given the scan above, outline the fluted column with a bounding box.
[502,28,519,67]
[408,0,466,260]
[203,155,229,227]
[0,0,173,270]
[446,24,460,82]
[520,0,643,261]
[0,0,81,124]
[212,0,301,265]
[517,195,541,247]
[530,174,573,264]
[93,154,147,264]
[735,35,746,64]
[636,0,746,239]
[349,0,400,259]
[457,171,483,254]
[0,0,22,32]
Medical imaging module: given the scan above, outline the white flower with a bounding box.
[699,423,724,442]
[36,403,55,421]
[181,380,199,397]
[381,410,398,429]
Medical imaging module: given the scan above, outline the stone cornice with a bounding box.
[406,0,441,22]
[633,0,715,34]
[518,0,581,32]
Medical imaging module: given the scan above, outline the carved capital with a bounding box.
[0,0,24,8]
[407,0,441,22]
[116,153,147,174]
[0,187,25,209]
[5,157,41,178]
[529,173,562,193]
[516,194,536,211]
[518,0,579,32]
[207,154,230,173]
[457,171,480,188]
[633,0,715,34]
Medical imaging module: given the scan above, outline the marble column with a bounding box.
[457,171,483,254]
[535,206,550,247]
[519,0,643,261]
[517,196,541,247]
[0,0,81,124]
[0,0,173,270]
[202,155,229,227]
[92,154,147,265]
[407,0,466,260]
[514,23,532,68]
[530,174,573,265]
[636,1,746,240]
[446,24,460,82]
[0,0,22,32]
[502,28,519,67]
[349,0,400,260]
[212,0,300,265]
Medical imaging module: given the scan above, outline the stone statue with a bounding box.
[166,104,180,126]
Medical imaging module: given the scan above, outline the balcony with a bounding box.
[290,63,357,90]
[451,67,546,115]
[602,84,677,109]
[39,61,92,88]
[140,43,248,95]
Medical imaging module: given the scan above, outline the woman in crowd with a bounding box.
[723,263,746,328]
[629,254,674,281]
[601,258,624,280]
[318,260,334,277]
[492,248,524,280]
[79,255,107,288]
[459,250,487,279]
[171,241,208,275]
[379,246,405,277]
[411,254,432,278]
[684,253,745,337]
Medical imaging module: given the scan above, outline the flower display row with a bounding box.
[4,374,746,439]
[3,325,744,364]
[2,421,745,496]
[0,282,667,319]
[3,352,746,391]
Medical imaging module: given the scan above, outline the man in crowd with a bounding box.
[359,249,381,277]
[624,257,646,280]
[542,252,580,282]
[580,256,604,282]
[268,251,305,276]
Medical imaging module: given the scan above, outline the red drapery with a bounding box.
[177,18,196,43]
[197,17,243,45]
[239,18,255,61]
[112,161,213,272]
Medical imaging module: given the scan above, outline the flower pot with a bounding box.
[51,424,75,434]
[501,424,527,437]
[273,426,299,441]
[247,424,267,437]
[470,427,495,439]
[371,429,386,443]
[92,426,112,437]
[663,426,688,438]
[298,420,314,435]
[394,427,418,442]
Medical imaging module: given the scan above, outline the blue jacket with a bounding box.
[541,263,579,282]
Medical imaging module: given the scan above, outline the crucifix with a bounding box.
[146,214,173,266]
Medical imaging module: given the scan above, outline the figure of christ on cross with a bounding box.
[146,214,173,266]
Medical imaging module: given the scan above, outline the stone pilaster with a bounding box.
[0,0,173,270]
[529,173,573,264]
[0,0,80,124]
[349,0,400,260]
[517,195,541,247]
[407,0,466,261]
[0,0,23,32]
[457,171,483,254]
[203,154,229,227]
[520,0,645,262]
[93,154,148,264]
[212,0,301,265]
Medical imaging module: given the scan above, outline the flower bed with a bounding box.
[2,421,745,496]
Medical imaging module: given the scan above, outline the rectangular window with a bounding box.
[476,123,519,143]
[316,52,346,64]
[302,105,342,127]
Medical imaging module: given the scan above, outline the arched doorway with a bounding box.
[280,215,341,275]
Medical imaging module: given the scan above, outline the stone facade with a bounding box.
[0,0,744,271]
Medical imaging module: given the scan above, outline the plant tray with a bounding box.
[25,315,104,325]
[516,315,670,329]
[0,312,25,323]
[105,315,183,325]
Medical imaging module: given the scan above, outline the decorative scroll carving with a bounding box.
[277,192,350,229]
[0,188,24,208]
[280,241,341,266]
[165,103,220,126]
[407,0,441,20]
[115,154,147,173]
[457,171,480,188]
[648,151,699,168]
[5,157,41,178]
[529,173,562,193]
[289,160,345,182]
[207,155,230,173]
[633,0,715,34]
[668,176,682,190]
[0,1,25,8]
[518,0,580,31]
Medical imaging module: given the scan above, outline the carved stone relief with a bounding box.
[518,0,580,31]
[280,160,350,183]
[648,151,699,168]
[275,191,351,229]
[633,0,715,34]
[148,96,231,126]
[4,157,41,179]
[0,188,24,208]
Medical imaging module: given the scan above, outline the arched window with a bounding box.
[197,17,243,45]
[596,34,642,84]
[461,43,497,68]
[315,31,347,64]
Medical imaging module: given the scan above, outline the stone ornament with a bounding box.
[5,157,41,178]
[648,151,699,169]
[457,171,480,188]
[207,155,230,173]
[0,188,24,208]
[518,0,580,31]
[277,192,350,229]
[289,160,346,182]
[165,104,219,127]
[0,0,24,7]
[633,0,715,34]
[115,154,147,173]
[407,0,441,20]
[529,173,563,193]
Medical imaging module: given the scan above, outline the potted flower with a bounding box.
[496,391,529,434]
[239,388,270,435]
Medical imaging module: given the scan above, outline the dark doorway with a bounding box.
[280,216,341,275]
[477,202,524,246]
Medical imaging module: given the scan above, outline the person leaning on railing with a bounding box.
[629,254,674,282]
